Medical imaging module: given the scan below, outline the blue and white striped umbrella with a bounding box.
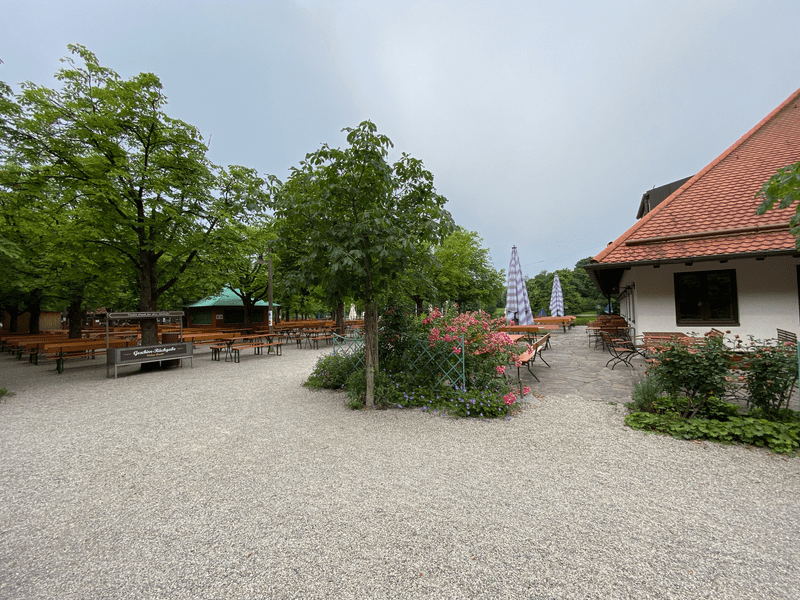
[505,246,534,325]
[549,273,565,317]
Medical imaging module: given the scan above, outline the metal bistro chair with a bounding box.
[600,330,637,370]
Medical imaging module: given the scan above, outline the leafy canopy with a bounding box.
[756,160,800,243]
[0,45,271,341]
[272,120,454,406]
[273,120,454,303]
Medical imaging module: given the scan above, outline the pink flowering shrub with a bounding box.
[422,308,516,391]
[368,305,522,418]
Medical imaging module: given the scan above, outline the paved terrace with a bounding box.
[0,327,797,599]
[516,326,643,404]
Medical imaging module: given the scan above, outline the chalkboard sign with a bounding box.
[107,342,193,378]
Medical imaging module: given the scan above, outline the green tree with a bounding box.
[525,270,551,315]
[217,223,276,329]
[524,258,607,316]
[1,45,269,344]
[756,161,800,241]
[432,227,503,310]
[272,121,454,406]
[573,257,606,312]
[381,241,439,316]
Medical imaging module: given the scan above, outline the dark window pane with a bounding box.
[192,311,212,325]
[676,274,702,320]
[225,309,245,324]
[707,273,734,319]
[674,269,738,325]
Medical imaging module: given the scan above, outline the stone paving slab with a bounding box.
[514,326,644,404]
[522,326,799,411]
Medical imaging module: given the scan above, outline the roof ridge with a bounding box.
[593,86,800,264]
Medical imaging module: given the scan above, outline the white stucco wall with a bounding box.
[619,255,800,341]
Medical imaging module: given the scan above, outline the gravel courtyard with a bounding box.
[0,341,798,599]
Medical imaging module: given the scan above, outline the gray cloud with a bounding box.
[2,0,798,275]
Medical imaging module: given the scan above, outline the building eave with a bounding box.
[583,248,799,296]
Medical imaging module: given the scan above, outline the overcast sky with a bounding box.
[3,0,800,276]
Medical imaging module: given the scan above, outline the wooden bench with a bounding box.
[183,333,235,346]
[20,336,75,363]
[3,334,68,358]
[209,344,227,361]
[38,339,137,373]
[511,333,551,389]
[312,335,333,349]
[228,341,283,363]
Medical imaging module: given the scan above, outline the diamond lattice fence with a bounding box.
[402,337,466,389]
[332,333,365,370]
[333,333,465,389]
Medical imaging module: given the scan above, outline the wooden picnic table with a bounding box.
[641,332,692,351]
[38,338,140,373]
[501,325,540,334]
[304,328,334,348]
[181,332,236,345]
[211,333,283,362]
[533,316,575,332]
[2,332,68,355]
[501,325,541,344]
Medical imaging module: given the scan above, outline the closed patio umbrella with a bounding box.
[549,273,565,317]
[505,246,534,325]
[348,303,357,320]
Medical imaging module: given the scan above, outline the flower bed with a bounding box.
[307,305,531,417]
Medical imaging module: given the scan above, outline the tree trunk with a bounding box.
[67,298,83,339]
[364,299,376,408]
[243,298,255,331]
[6,306,20,332]
[336,300,344,334]
[27,297,42,335]
[412,295,424,316]
[139,250,159,346]
[267,250,274,333]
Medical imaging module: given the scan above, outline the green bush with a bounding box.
[342,370,517,418]
[378,305,425,375]
[388,378,516,419]
[573,315,596,326]
[305,352,364,389]
[344,369,402,409]
[625,411,800,454]
[307,306,529,418]
[746,406,800,424]
[645,395,740,421]
[627,375,664,413]
[647,335,730,418]
[744,342,798,414]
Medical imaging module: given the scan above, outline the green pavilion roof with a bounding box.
[184,288,279,308]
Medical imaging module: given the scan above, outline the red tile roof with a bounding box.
[593,88,800,266]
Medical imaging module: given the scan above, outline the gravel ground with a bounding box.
[0,344,798,599]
